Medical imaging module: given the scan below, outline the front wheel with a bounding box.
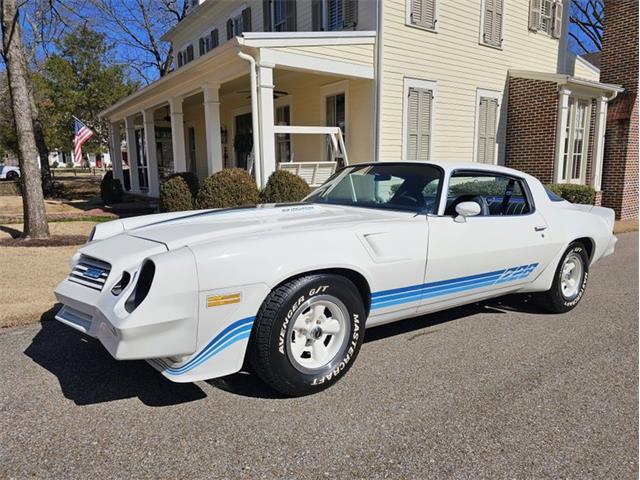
[538,242,589,313]
[248,274,366,396]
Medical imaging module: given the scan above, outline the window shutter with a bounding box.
[412,0,436,30]
[484,0,503,46]
[263,0,272,31]
[552,0,563,38]
[210,29,219,49]
[343,0,358,29]
[242,7,252,32]
[227,18,234,39]
[477,97,498,164]
[312,0,324,30]
[285,0,297,31]
[406,87,433,161]
[529,0,541,30]
[418,89,432,161]
[186,45,194,62]
[199,37,205,55]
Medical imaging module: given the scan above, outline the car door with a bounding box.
[417,169,558,315]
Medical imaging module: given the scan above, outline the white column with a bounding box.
[553,87,572,184]
[591,95,609,192]
[143,108,160,197]
[169,97,187,172]
[203,84,223,175]
[125,115,140,193]
[257,64,276,188]
[109,122,124,185]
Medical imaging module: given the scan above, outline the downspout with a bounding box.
[374,0,384,162]
[237,50,262,187]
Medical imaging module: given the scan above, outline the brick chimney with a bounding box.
[599,0,639,220]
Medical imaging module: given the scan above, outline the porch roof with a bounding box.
[509,70,624,99]
[100,32,376,122]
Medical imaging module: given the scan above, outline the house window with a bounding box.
[272,0,296,31]
[481,0,503,47]
[475,94,500,164]
[403,79,435,162]
[275,104,291,163]
[227,8,252,39]
[199,29,219,56]
[529,0,563,38]
[407,0,437,31]
[312,0,358,31]
[176,44,194,68]
[560,98,590,183]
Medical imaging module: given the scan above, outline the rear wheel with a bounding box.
[538,242,589,313]
[6,170,18,180]
[248,274,366,396]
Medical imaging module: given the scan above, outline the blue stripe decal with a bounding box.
[371,263,539,310]
[158,316,254,375]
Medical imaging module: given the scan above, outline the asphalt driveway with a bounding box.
[1,233,637,479]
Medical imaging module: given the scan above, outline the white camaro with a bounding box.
[0,165,20,180]
[54,162,617,396]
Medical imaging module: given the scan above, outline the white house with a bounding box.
[100,0,620,202]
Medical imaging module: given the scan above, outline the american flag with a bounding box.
[73,118,94,164]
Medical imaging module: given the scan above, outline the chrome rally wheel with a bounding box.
[538,242,589,314]
[560,251,584,301]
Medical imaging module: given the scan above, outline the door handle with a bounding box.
[534,226,548,232]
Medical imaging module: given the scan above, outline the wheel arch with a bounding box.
[572,236,595,263]
[268,268,372,317]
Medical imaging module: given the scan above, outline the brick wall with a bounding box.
[599,0,639,220]
[505,77,558,184]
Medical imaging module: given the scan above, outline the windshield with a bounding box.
[304,164,443,214]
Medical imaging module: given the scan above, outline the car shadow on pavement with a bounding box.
[23,305,207,407]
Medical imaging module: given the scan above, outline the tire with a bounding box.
[538,242,589,313]
[248,274,366,396]
[6,170,18,180]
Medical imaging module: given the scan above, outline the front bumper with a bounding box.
[54,246,200,361]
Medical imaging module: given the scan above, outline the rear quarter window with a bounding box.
[545,188,565,202]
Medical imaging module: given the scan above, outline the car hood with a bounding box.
[123,204,404,250]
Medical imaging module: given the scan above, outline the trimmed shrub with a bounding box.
[164,171,199,198]
[196,168,260,209]
[545,183,596,205]
[52,161,59,168]
[100,171,124,204]
[159,175,194,212]
[260,170,311,204]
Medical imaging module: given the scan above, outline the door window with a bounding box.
[560,98,590,184]
[445,172,531,216]
[325,92,346,160]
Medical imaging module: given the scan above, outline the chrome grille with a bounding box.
[69,256,111,291]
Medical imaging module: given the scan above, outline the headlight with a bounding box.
[124,261,155,313]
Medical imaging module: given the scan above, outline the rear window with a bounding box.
[545,188,565,202]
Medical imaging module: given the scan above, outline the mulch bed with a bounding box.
[0,235,87,247]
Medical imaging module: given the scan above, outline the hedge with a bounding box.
[159,176,194,212]
[260,170,311,203]
[164,171,199,198]
[100,171,123,204]
[545,183,596,205]
[196,168,259,209]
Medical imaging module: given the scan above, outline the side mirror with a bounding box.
[454,201,481,223]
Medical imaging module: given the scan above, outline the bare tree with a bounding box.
[0,0,49,238]
[89,0,186,83]
[569,0,603,54]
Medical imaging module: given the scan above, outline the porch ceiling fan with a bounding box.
[235,89,289,99]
